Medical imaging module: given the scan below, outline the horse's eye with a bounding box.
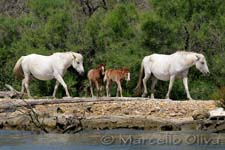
[201,62,204,65]
[77,62,80,64]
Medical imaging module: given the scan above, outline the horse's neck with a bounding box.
[121,71,127,79]
[170,52,197,72]
[96,68,102,74]
[183,53,198,68]
[60,53,73,68]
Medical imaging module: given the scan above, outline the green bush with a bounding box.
[0,0,224,99]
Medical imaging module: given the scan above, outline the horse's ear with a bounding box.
[72,53,76,59]
[195,55,200,61]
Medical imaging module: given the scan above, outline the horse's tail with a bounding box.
[13,56,24,78]
[135,61,144,96]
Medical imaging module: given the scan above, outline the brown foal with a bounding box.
[104,68,130,97]
[87,64,105,97]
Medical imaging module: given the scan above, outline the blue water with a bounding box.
[0,129,225,150]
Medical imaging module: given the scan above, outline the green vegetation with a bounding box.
[0,0,224,99]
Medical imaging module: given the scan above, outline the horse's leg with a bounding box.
[52,80,59,98]
[183,77,193,100]
[95,81,100,97]
[55,75,70,97]
[116,87,119,97]
[150,77,158,99]
[142,73,150,97]
[165,75,175,99]
[89,80,94,97]
[21,79,25,95]
[116,81,120,97]
[106,80,111,97]
[24,73,31,98]
[99,83,104,96]
[117,81,123,97]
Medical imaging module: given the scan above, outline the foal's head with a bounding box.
[121,68,130,81]
[97,64,105,75]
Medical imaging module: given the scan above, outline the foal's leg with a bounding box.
[183,77,193,100]
[116,81,120,97]
[106,80,111,97]
[52,80,59,98]
[89,80,94,97]
[116,86,119,97]
[95,81,100,97]
[55,74,70,97]
[150,77,158,99]
[117,81,123,97]
[142,73,150,97]
[166,75,175,99]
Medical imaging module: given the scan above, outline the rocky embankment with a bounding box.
[0,97,224,133]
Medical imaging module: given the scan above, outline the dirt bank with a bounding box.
[0,97,222,133]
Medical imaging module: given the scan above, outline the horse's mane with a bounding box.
[175,51,197,56]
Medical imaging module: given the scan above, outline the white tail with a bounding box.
[13,56,24,78]
[135,62,144,96]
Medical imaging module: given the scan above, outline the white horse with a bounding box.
[135,51,210,100]
[13,52,84,98]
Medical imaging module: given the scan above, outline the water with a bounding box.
[0,129,225,150]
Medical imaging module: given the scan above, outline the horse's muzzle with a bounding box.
[79,71,84,76]
[204,71,210,76]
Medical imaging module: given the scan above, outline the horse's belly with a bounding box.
[31,69,54,80]
[32,73,54,80]
[28,62,54,80]
[153,73,170,81]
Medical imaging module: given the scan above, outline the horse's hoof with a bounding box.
[141,94,146,97]
[165,98,172,101]
[63,96,72,99]
[188,97,193,100]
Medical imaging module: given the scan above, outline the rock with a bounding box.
[209,108,225,120]
[169,113,177,117]
[56,107,64,113]
[123,110,129,115]
[42,117,57,128]
[192,109,210,120]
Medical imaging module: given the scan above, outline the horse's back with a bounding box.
[22,54,52,67]
[142,54,173,81]
[105,69,123,80]
[143,54,171,66]
[21,54,55,80]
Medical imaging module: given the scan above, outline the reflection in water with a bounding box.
[0,129,225,150]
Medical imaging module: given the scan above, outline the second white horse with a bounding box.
[136,51,210,100]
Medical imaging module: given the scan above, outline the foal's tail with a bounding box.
[13,56,24,78]
[135,61,144,96]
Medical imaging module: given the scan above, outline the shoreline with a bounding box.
[0,98,224,133]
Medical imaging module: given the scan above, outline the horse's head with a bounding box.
[121,68,130,81]
[97,64,105,75]
[195,54,210,75]
[71,52,84,75]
